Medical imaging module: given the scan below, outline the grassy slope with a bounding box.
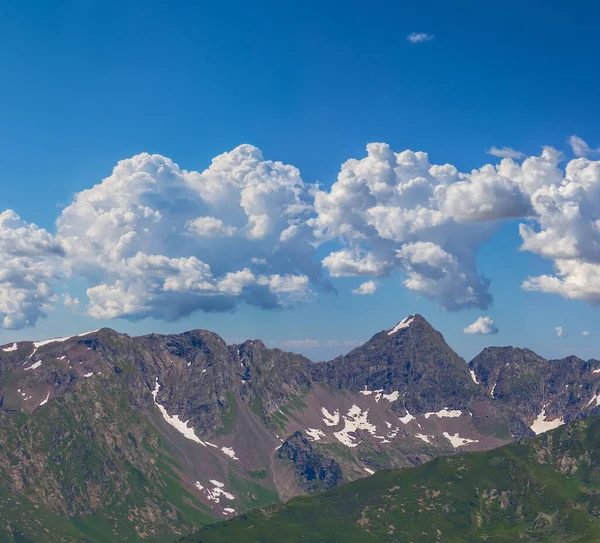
[0,365,215,543]
[179,417,600,543]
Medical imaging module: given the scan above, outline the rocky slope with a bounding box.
[179,415,600,543]
[1,315,600,541]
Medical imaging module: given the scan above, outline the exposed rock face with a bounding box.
[1,315,600,541]
[278,431,344,492]
[313,314,479,413]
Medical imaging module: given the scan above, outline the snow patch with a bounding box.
[363,467,375,475]
[223,508,236,514]
[152,378,206,446]
[388,315,416,335]
[27,329,100,359]
[195,480,234,503]
[321,407,340,426]
[490,383,497,397]
[588,393,600,407]
[361,388,400,403]
[305,428,326,441]
[2,343,17,352]
[593,368,600,374]
[415,433,432,443]
[333,405,377,447]
[221,447,239,460]
[382,391,400,402]
[39,391,50,406]
[423,408,462,419]
[443,432,478,448]
[399,411,415,424]
[469,370,479,384]
[83,372,93,378]
[530,408,565,435]
[24,361,42,371]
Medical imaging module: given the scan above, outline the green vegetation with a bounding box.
[0,366,214,542]
[179,417,600,542]
[215,392,237,436]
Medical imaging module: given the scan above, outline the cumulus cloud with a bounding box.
[407,32,434,43]
[0,211,64,329]
[463,316,498,335]
[2,139,600,329]
[463,317,499,336]
[555,326,568,338]
[313,141,600,310]
[519,156,600,304]
[312,142,503,310]
[57,146,320,321]
[582,330,591,337]
[352,280,378,295]
[488,146,525,159]
[569,135,599,158]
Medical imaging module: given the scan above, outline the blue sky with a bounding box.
[0,0,599,362]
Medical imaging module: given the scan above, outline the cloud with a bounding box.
[488,146,525,160]
[568,135,599,157]
[519,156,600,304]
[57,146,321,321]
[313,143,500,310]
[407,32,434,43]
[463,316,498,335]
[280,339,362,349]
[0,211,64,329]
[582,330,591,337]
[2,139,600,329]
[63,293,80,309]
[352,280,378,295]
[555,326,568,338]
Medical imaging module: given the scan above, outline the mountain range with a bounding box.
[180,415,600,542]
[1,314,600,541]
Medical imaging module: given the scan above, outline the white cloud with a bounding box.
[313,143,499,310]
[488,146,525,159]
[0,211,64,329]
[185,216,237,237]
[407,32,434,43]
[555,326,568,338]
[568,135,599,157]
[57,146,320,321]
[463,316,498,335]
[582,330,591,337]
[352,280,378,295]
[2,139,600,329]
[280,339,362,349]
[63,293,80,309]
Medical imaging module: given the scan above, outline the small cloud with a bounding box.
[555,326,568,338]
[407,32,434,43]
[280,339,362,349]
[488,146,525,159]
[63,294,80,309]
[463,316,498,335]
[352,280,378,295]
[582,330,591,337]
[568,135,599,158]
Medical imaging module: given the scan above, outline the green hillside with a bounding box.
[178,416,600,542]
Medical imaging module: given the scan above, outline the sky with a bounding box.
[0,0,599,362]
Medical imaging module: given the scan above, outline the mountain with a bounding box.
[1,315,600,541]
[178,415,600,543]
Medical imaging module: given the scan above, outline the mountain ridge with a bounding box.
[1,314,600,541]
